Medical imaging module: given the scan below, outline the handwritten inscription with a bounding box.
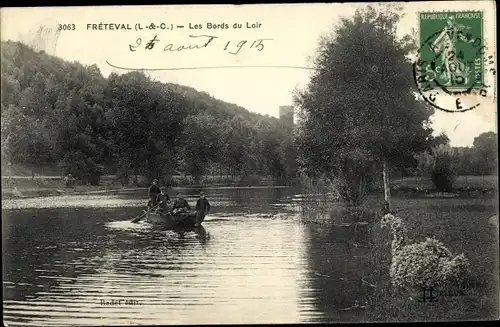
[129,35,272,55]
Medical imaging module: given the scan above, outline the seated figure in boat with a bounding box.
[172,192,191,214]
[155,187,171,214]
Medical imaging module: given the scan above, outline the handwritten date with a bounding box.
[129,34,272,55]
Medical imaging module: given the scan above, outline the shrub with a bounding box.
[298,173,340,223]
[416,144,458,192]
[58,150,103,185]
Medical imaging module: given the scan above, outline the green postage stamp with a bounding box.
[418,11,484,92]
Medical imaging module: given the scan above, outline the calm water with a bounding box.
[3,187,373,326]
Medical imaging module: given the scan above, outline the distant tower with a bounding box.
[279,105,294,126]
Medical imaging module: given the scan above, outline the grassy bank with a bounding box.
[361,195,498,321]
[297,174,498,321]
[392,175,498,190]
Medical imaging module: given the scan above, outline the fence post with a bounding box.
[383,159,391,212]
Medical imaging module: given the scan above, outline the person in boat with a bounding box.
[172,192,191,214]
[148,179,161,209]
[155,187,171,214]
[195,192,210,226]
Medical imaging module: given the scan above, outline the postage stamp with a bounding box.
[414,10,495,113]
[418,11,484,91]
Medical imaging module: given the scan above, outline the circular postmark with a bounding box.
[413,12,496,113]
[24,19,61,55]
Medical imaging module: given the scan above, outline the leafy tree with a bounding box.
[220,116,254,179]
[58,149,103,185]
[472,132,497,175]
[254,121,285,178]
[279,135,298,182]
[294,4,434,206]
[1,104,54,174]
[454,146,475,176]
[180,113,222,182]
[430,132,450,148]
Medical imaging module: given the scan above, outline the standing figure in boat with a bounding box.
[156,187,171,214]
[148,179,161,209]
[172,192,191,214]
[195,192,210,227]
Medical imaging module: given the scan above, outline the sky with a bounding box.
[1,2,496,147]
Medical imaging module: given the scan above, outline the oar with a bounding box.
[131,203,160,223]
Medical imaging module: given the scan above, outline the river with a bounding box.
[2,186,373,325]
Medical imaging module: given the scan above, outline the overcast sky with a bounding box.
[1,2,496,146]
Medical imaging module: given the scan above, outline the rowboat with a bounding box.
[145,210,203,229]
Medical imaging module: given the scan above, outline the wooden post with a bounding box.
[8,161,12,183]
[382,159,391,213]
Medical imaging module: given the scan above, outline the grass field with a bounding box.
[393,175,498,190]
[361,194,499,321]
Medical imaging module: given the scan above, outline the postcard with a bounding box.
[1,2,498,325]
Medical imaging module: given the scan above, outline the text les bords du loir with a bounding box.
[189,22,262,29]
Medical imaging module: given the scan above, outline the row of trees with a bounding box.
[415,131,497,192]
[453,132,497,176]
[1,40,296,185]
[292,4,496,206]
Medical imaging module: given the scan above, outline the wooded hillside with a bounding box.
[1,40,296,184]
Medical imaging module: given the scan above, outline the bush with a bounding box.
[431,145,458,192]
[416,144,458,193]
[431,162,456,192]
[58,150,103,185]
[298,173,340,223]
[85,167,104,186]
[115,168,131,186]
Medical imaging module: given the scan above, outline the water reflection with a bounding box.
[304,223,374,323]
[3,187,375,325]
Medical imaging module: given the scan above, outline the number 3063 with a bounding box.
[58,24,76,31]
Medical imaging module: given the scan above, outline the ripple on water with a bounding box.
[105,220,152,231]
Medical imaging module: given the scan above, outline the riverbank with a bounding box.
[1,177,138,199]
[297,189,498,321]
[1,175,284,200]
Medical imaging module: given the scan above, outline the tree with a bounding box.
[102,72,188,181]
[472,132,497,175]
[454,146,474,177]
[430,132,450,148]
[294,4,434,206]
[1,104,54,174]
[220,115,254,179]
[180,113,222,182]
[279,134,298,182]
[416,144,458,192]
